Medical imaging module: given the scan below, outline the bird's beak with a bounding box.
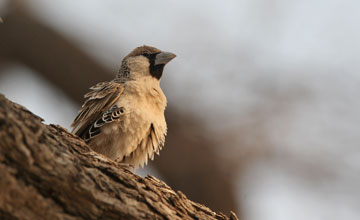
[154,52,176,66]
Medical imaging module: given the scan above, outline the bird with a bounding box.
[71,45,176,169]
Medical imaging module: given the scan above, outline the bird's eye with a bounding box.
[142,53,150,58]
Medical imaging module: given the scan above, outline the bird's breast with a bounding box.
[114,79,167,135]
[91,80,167,167]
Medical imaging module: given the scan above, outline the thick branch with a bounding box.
[0,8,113,102]
[0,94,238,220]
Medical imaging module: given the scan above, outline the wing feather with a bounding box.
[71,81,125,139]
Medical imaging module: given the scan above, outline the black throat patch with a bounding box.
[145,53,164,80]
[150,64,165,80]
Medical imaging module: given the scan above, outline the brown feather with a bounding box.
[71,81,124,138]
[124,45,161,58]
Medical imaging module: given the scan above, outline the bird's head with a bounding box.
[118,45,176,80]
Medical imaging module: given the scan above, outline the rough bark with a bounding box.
[0,94,238,220]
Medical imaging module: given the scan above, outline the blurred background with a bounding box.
[1,0,360,219]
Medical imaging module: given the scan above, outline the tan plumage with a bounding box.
[71,45,176,169]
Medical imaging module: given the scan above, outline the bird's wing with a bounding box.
[71,81,125,140]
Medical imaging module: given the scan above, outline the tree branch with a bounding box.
[0,94,238,220]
